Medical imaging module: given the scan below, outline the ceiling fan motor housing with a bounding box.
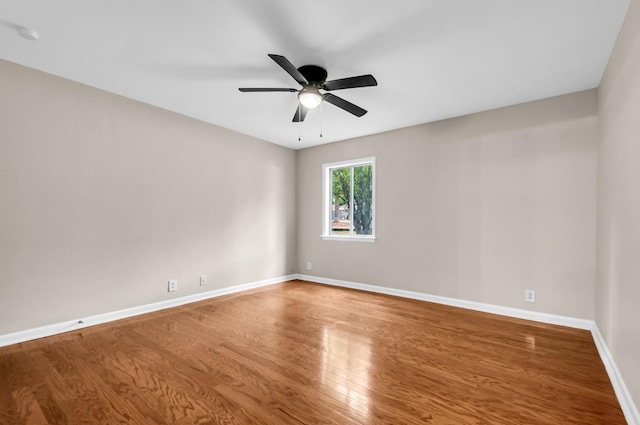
[298,65,328,86]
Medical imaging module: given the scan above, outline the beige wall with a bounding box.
[0,59,297,335]
[298,90,598,319]
[598,0,640,409]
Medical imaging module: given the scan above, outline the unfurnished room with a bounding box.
[1,1,639,424]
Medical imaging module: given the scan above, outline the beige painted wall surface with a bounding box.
[598,0,640,409]
[0,59,297,335]
[298,90,598,319]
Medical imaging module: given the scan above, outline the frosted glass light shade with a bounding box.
[298,88,323,109]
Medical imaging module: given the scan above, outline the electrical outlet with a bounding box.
[306,262,312,271]
[525,289,535,303]
[200,276,207,286]
[168,279,178,292]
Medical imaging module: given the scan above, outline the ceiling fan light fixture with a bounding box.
[298,87,323,109]
[239,54,375,122]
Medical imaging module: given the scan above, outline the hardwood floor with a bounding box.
[0,280,626,424]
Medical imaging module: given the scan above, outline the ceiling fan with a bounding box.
[239,54,377,122]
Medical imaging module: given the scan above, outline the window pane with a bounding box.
[323,157,375,240]
[331,167,351,234]
[353,165,373,235]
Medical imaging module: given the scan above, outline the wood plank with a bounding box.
[0,280,626,424]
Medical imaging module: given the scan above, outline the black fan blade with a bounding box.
[268,54,308,86]
[292,105,309,122]
[239,88,297,92]
[323,93,367,117]
[322,74,377,91]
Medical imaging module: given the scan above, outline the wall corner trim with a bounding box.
[298,274,638,424]
[0,274,298,348]
[591,323,640,425]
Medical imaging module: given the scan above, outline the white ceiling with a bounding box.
[0,0,630,149]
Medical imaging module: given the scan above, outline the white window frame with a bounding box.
[322,157,376,242]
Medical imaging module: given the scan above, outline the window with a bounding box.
[322,157,375,241]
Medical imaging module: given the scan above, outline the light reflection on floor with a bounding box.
[321,326,372,419]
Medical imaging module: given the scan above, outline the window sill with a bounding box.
[321,235,376,242]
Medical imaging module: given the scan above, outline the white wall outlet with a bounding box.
[200,275,207,286]
[306,262,312,271]
[525,289,536,303]
[168,279,178,292]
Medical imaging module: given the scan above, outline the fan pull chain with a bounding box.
[297,105,301,142]
[320,101,323,138]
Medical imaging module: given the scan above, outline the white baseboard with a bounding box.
[591,324,640,425]
[297,274,593,329]
[298,273,638,425]
[0,274,297,348]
